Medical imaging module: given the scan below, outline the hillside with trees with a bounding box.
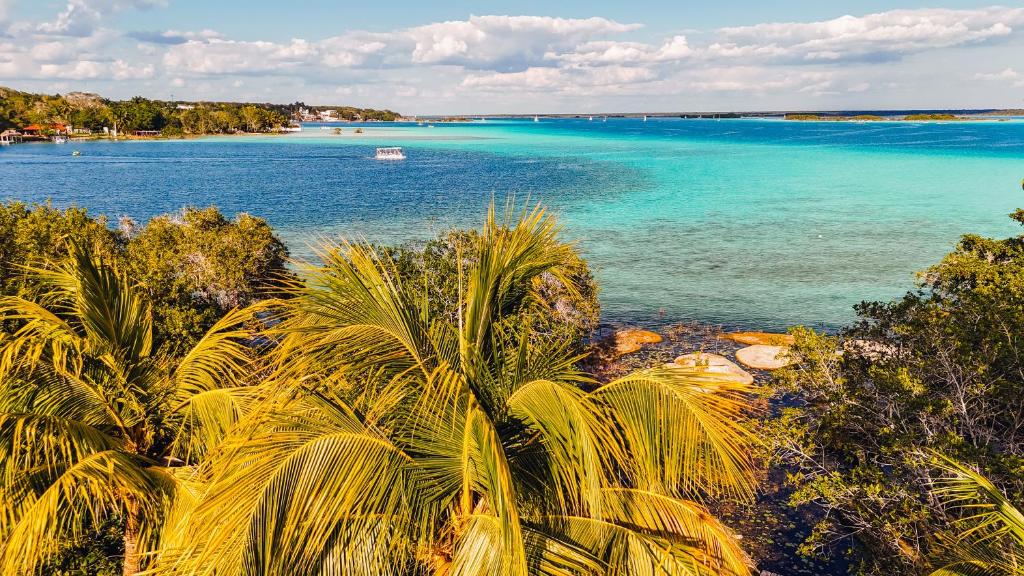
[0,86,400,136]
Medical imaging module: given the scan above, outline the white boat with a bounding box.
[643,115,648,122]
[533,115,539,122]
[375,147,406,160]
[281,124,302,133]
[52,135,68,143]
[588,116,593,121]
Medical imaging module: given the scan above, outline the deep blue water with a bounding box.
[2,117,1023,330]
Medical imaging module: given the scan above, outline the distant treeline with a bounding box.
[303,104,401,121]
[0,86,400,135]
[784,112,964,122]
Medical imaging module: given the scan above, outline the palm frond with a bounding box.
[0,450,160,576]
[270,241,435,384]
[590,366,758,500]
[507,379,615,515]
[929,455,1024,576]
[0,412,122,487]
[159,390,419,576]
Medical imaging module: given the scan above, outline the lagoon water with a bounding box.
[2,118,1023,330]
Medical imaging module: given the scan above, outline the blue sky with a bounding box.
[2,1,1024,113]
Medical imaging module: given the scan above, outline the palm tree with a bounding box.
[0,247,256,576]
[930,456,1024,576]
[157,205,759,576]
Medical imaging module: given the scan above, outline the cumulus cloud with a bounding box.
[545,35,692,66]
[35,0,165,37]
[3,5,1024,110]
[161,15,645,76]
[164,38,318,75]
[715,7,1024,63]
[406,15,640,69]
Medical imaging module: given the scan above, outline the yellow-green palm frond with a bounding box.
[460,203,579,386]
[459,400,528,576]
[933,456,1024,546]
[159,389,421,576]
[167,305,262,462]
[929,455,1024,576]
[533,488,750,576]
[480,321,590,412]
[271,241,434,381]
[0,245,157,431]
[590,366,758,501]
[172,306,256,396]
[0,296,85,379]
[0,364,128,433]
[0,412,122,487]
[601,488,750,576]
[506,379,616,516]
[35,245,153,363]
[0,450,162,576]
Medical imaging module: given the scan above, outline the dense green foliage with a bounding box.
[0,87,290,134]
[903,114,961,121]
[152,205,756,576]
[0,248,258,576]
[772,210,1024,575]
[0,87,400,135]
[123,207,291,353]
[0,204,758,576]
[0,202,291,351]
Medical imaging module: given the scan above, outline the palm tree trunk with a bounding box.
[123,496,142,576]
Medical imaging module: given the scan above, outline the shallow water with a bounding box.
[3,117,1023,330]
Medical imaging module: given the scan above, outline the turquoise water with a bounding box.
[2,118,1023,330]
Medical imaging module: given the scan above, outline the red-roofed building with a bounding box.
[22,123,69,135]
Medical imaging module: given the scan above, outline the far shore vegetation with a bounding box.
[0,86,401,139]
[3,198,1024,576]
[783,112,971,122]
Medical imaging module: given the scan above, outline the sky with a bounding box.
[1,0,1023,114]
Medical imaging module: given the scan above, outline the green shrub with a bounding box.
[772,210,1024,575]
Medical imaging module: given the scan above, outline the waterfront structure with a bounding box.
[0,130,22,145]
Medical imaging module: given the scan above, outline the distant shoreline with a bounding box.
[424,109,1024,120]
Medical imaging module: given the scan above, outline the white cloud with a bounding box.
[716,7,1024,63]
[406,15,640,69]
[546,35,692,66]
[3,5,1024,111]
[161,15,645,76]
[975,67,1024,87]
[163,38,318,75]
[36,0,166,37]
[463,65,657,94]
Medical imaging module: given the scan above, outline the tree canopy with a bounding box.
[772,210,1024,575]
